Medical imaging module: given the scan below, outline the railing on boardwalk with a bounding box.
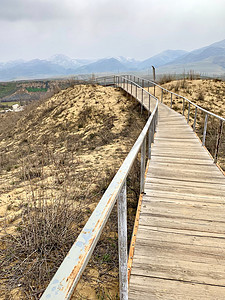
[40,75,159,300]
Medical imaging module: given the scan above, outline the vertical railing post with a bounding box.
[156,106,159,125]
[142,79,144,88]
[170,93,173,108]
[187,102,190,124]
[214,120,223,163]
[127,78,128,91]
[140,138,146,194]
[161,89,163,103]
[136,84,137,99]
[148,94,151,116]
[141,88,143,114]
[131,81,132,96]
[148,123,153,159]
[152,116,155,143]
[193,107,197,132]
[117,182,128,300]
[202,113,208,146]
[113,75,115,87]
[182,99,185,116]
[153,84,155,97]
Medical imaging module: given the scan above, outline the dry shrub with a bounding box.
[158,74,176,85]
[1,192,84,299]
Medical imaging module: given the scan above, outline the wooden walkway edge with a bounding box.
[128,90,225,299]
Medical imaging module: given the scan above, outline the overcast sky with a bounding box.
[0,0,225,62]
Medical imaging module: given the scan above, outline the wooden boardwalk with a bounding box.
[128,89,225,299]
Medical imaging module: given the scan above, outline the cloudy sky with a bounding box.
[0,0,225,62]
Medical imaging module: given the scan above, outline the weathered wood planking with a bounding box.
[128,86,225,299]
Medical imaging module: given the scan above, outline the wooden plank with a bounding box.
[140,200,225,223]
[138,214,225,234]
[145,182,225,197]
[129,276,225,300]
[145,177,225,189]
[142,194,225,206]
[150,156,214,166]
[146,164,224,181]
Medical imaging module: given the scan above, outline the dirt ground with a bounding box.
[0,84,147,299]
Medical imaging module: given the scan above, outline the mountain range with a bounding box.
[0,39,225,81]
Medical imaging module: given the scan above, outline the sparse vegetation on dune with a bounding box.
[149,78,225,170]
[0,84,148,299]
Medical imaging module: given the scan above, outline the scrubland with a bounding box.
[0,84,147,299]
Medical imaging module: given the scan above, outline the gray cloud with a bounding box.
[0,0,225,61]
[0,0,78,21]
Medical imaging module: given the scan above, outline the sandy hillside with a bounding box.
[148,78,225,170]
[0,84,147,299]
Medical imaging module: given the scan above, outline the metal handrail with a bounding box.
[124,75,224,164]
[134,75,225,122]
[41,76,158,300]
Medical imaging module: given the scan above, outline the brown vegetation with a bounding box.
[0,84,148,299]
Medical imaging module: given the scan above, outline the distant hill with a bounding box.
[157,39,225,74]
[138,50,187,69]
[0,59,69,81]
[0,39,225,80]
[74,58,129,74]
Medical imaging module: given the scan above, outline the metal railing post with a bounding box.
[148,123,153,159]
[141,88,143,114]
[142,79,144,88]
[156,106,159,125]
[182,99,185,116]
[193,107,197,131]
[202,113,208,146]
[214,120,223,163]
[187,102,190,124]
[140,138,146,194]
[148,80,150,93]
[170,93,173,108]
[148,94,151,116]
[152,116,155,143]
[161,89,163,103]
[117,182,128,300]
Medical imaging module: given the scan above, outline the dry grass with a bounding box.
[0,84,148,299]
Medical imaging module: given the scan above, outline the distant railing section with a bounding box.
[123,75,224,164]
[41,76,158,300]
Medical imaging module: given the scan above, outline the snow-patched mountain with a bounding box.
[112,56,141,68]
[138,50,188,69]
[0,39,225,80]
[48,54,96,69]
